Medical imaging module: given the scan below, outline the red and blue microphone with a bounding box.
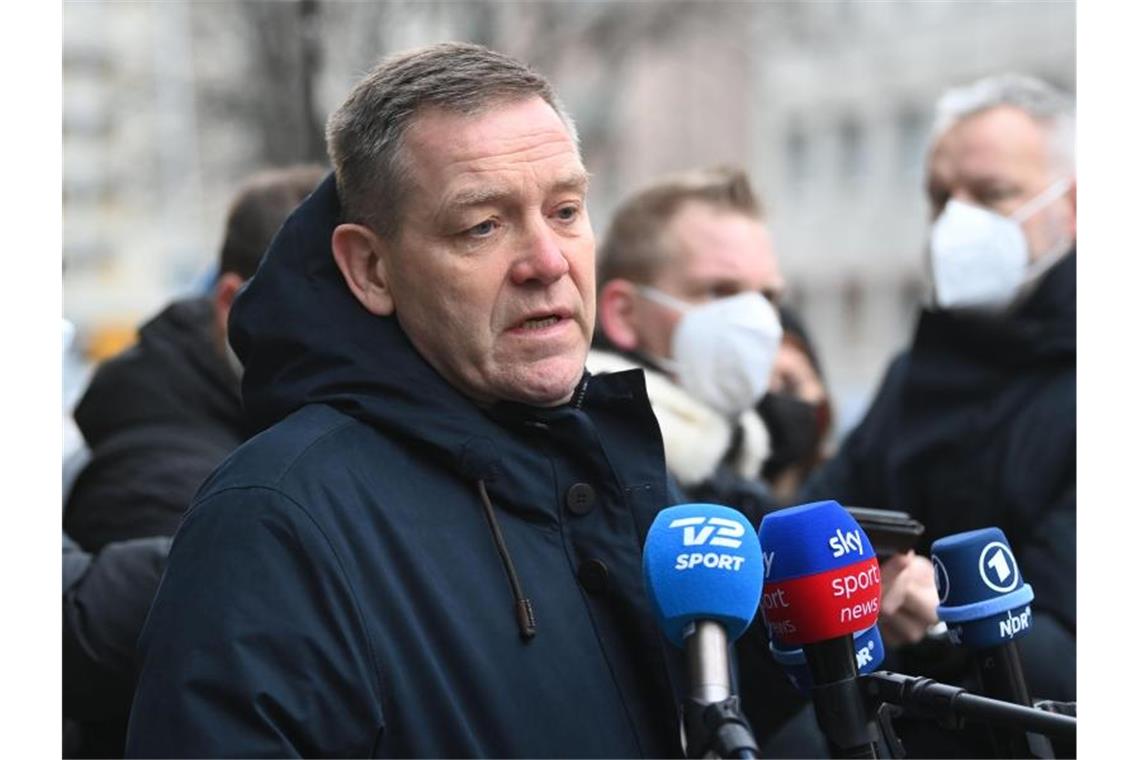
[931,527,1041,757]
[758,500,881,758]
[643,503,764,759]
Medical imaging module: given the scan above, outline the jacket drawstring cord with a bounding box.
[476,478,537,639]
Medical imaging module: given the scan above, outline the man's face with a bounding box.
[926,105,1075,262]
[382,97,595,407]
[632,202,784,359]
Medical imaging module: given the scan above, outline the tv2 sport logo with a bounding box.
[670,516,747,572]
[979,541,1020,593]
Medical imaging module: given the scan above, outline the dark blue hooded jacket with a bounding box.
[124,175,692,757]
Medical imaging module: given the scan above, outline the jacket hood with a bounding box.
[228,173,585,480]
[76,297,243,446]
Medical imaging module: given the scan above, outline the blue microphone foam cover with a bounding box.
[931,527,1035,647]
[643,503,763,648]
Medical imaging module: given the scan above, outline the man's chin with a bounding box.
[497,360,585,408]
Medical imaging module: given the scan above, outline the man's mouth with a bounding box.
[521,315,562,330]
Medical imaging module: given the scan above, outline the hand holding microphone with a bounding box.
[878,551,940,647]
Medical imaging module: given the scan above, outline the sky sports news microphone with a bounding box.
[931,527,1060,758]
[759,500,881,759]
[643,503,763,759]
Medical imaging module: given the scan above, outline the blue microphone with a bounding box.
[931,528,1034,650]
[931,527,1040,757]
[644,503,763,759]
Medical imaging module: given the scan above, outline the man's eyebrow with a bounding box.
[550,169,591,195]
[446,185,513,210]
[444,170,591,211]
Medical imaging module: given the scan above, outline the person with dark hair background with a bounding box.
[64,164,325,549]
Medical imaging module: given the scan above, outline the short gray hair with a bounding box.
[326,42,578,238]
[930,73,1075,174]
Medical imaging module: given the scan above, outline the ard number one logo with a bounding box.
[979,542,1019,593]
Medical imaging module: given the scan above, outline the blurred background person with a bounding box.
[761,305,833,505]
[63,164,325,551]
[590,166,785,522]
[61,164,324,758]
[63,532,171,758]
[801,73,1077,703]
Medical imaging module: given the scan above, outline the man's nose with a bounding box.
[510,218,570,285]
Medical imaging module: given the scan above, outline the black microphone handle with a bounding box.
[803,637,878,758]
[974,640,1036,757]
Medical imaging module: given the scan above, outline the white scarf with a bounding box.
[586,349,770,487]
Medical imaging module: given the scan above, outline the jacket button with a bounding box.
[566,483,596,516]
[578,559,609,595]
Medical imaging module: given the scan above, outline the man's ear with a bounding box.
[597,279,641,352]
[213,272,246,341]
[331,223,395,316]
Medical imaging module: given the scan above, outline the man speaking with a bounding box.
[126,42,689,757]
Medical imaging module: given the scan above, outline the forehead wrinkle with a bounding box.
[438,160,588,219]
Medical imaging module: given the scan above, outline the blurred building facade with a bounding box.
[63,0,1075,431]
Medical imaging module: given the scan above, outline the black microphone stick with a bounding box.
[861,671,1076,742]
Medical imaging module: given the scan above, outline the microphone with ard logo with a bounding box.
[758,500,881,758]
[643,503,763,759]
[931,527,1051,758]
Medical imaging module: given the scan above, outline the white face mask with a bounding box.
[929,177,1073,310]
[638,287,783,417]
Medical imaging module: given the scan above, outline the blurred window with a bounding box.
[841,276,865,342]
[785,118,810,195]
[838,116,867,184]
[896,107,926,184]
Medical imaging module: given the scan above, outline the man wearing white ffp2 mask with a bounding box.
[635,286,782,417]
[924,75,1076,312]
[930,176,1073,310]
[800,74,1076,705]
[588,167,787,496]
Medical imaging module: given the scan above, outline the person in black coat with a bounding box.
[63,532,170,758]
[800,73,1077,705]
[64,164,325,550]
[128,43,690,757]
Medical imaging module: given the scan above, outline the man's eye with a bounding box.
[553,205,579,222]
[467,220,498,238]
[978,187,1019,207]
